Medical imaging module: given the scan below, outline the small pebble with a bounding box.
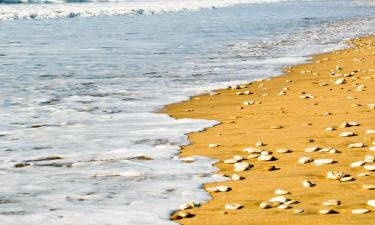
[225,204,242,210]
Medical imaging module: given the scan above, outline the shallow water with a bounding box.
[1,0,375,224]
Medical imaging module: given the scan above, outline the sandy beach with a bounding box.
[163,36,375,225]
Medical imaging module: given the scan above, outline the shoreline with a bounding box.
[161,36,375,224]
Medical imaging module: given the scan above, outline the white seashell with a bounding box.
[294,208,304,213]
[340,176,354,182]
[224,158,238,164]
[322,199,340,206]
[363,184,375,190]
[274,189,289,195]
[348,143,365,148]
[248,153,260,159]
[269,196,288,203]
[231,174,242,181]
[278,204,291,209]
[233,155,243,161]
[234,162,250,171]
[369,146,375,151]
[255,141,265,147]
[351,161,365,168]
[298,157,313,164]
[367,200,375,208]
[284,200,298,206]
[276,149,291,153]
[243,101,255,106]
[326,171,346,180]
[339,131,356,137]
[210,92,219,96]
[305,146,320,152]
[302,180,314,187]
[313,159,335,166]
[216,186,230,192]
[225,204,242,210]
[364,165,375,171]
[180,202,195,210]
[366,129,375,134]
[334,78,346,84]
[358,172,370,177]
[348,121,360,126]
[208,144,220,148]
[352,209,370,214]
[364,155,375,163]
[319,209,337,214]
[339,122,349,128]
[258,155,275,161]
[260,151,271,156]
[259,201,272,209]
[325,127,336,131]
[243,147,263,153]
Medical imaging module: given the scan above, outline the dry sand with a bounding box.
[162,36,375,225]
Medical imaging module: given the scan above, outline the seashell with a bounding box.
[210,92,219,96]
[340,176,354,182]
[243,147,263,153]
[215,186,231,192]
[364,155,375,163]
[348,143,365,148]
[367,200,375,208]
[276,149,292,153]
[248,153,260,159]
[363,184,375,190]
[284,200,298,206]
[233,155,243,161]
[274,189,289,195]
[180,202,196,210]
[258,155,275,161]
[208,144,220,148]
[367,103,375,109]
[319,209,338,214]
[259,201,272,209]
[255,141,265,147]
[313,159,335,166]
[269,196,288,203]
[271,125,283,129]
[243,101,255,106]
[224,159,238,164]
[339,131,356,137]
[334,78,346,84]
[348,121,360,126]
[369,146,375,151]
[278,204,291,209]
[294,208,304,213]
[352,209,370,214]
[305,146,320,152]
[325,127,336,131]
[177,211,192,218]
[322,199,340,206]
[358,172,370,177]
[225,204,242,210]
[366,129,375,134]
[231,174,242,181]
[260,151,271,156]
[302,180,314,187]
[234,162,250,171]
[364,165,375,171]
[326,171,346,180]
[298,157,313,164]
[351,161,365,168]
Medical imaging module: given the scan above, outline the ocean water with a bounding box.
[1,0,375,224]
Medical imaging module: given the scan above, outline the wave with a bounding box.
[0,0,294,20]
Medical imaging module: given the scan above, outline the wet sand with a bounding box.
[162,36,375,225]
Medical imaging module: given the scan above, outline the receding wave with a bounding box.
[0,0,293,20]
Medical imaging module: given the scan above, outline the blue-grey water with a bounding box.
[1,0,375,224]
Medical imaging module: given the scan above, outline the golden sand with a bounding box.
[162,36,375,225]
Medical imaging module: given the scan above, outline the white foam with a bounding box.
[0,0,293,20]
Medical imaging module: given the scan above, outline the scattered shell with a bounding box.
[339,131,356,137]
[334,78,346,84]
[326,171,346,180]
[348,121,360,126]
[276,149,292,153]
[325,127,336,131]
[294,208,304,213]
[319,209,338,214]
[271,125,283,129]
[369,146,375,151]
[260,201,272,209]
[305,146,320,152]
[243,147,263,153]
[208,144,220,148]
[180,202,196,210]
[366,129,375,134]
[224,158,238,164]
[363,184,375,190]
[303,180,314,187]
[364,155,374,163]
[340,176,354,182]
[298,157,313,164]
[274,189,289,195]
[278,204,291,209]
[255,141,266,147]
[358,172,370,177]
[269,196,288,203]
[322,199,341,206]
[348,143,365,148]
[248,153,260,159]
[231,174,242,181]
[234,162,251,171]
[216,186,231,192]
[352,209,370,214]
[225,204,242,210]
[364,165,375,171]
[258,155,275,161]
[367,200,375,208]
[210,92,219,96]
[313,159,335,166]
[243,101,255,106]
[351,161,365,168]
